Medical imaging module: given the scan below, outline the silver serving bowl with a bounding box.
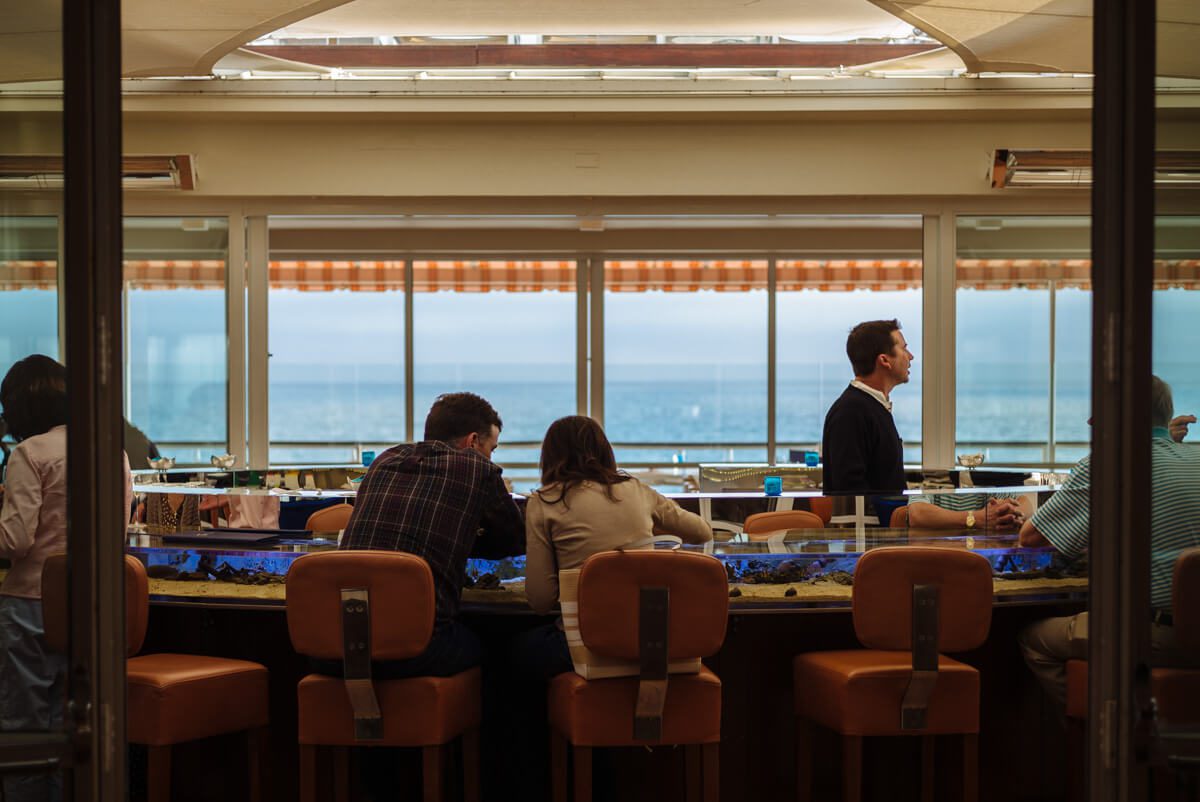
[956,453,986,469]
[147,457,175,471]
[210,454,238,470]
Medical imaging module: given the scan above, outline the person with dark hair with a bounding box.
[500,416,711,798]
[332,391,524,679]
[0,355,131,802]
[516,415,712,678]
[820,319,913,495]
[123,419,160,470]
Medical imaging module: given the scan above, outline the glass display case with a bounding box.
[116,484,1088,611]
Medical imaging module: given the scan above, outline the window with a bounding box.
[413,259,577,484]
[0,216,59,367]
[124,217,228,465]
[604,259,768,463]
[268,261,406,464]
[775,216,924,463]
[1054,286,1091,464]
[1152,216,1200,427]
[956,216,1089,465]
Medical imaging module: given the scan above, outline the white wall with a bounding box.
[120,117,1100,199]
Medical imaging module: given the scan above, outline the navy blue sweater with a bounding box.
[821,385,906,494]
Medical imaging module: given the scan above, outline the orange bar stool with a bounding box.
[743,510,825,541]
[548,549,729,802]
[792,547,993,802]
[808,496,834,526]
[304,502,354,533]
[286,551,481,802]
[1064,548,1200,800]
[42,554,270,802]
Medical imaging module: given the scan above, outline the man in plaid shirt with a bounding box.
[333,392,525,679]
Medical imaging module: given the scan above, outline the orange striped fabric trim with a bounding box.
[2,259,1199,292]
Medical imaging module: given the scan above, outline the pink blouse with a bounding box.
[0,426,132,599]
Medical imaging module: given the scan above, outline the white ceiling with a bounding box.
[872,0,1200,78]
[1,0,1198,83]
[272,0,913,38]
[0,0,353,82]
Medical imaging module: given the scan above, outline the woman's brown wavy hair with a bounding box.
[536,415,631,507]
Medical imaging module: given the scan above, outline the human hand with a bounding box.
[983,498,1022,531]
[1169,414,1196,443]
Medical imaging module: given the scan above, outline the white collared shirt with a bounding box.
[1,426,131,599]
[850,380,892,413]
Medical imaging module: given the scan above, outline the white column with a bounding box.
[225,212,247,465]
[246,216,270,469]
[921,211,957,469]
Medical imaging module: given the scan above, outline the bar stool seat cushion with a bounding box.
[794,650,980,736]
[296,667,481,747]
[548,666,722,747]
[1065,659,1088,720]
[1066,659,1200,723]
[127,654,269,746]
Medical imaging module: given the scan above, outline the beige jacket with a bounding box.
[524,477,712,615]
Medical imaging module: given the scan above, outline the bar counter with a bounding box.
[85,480,1082,801]
[0,535,1084,802]
[116,524,1087,612]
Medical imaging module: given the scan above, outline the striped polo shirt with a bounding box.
[1030,429,1200,609]
[909,490,1021,511]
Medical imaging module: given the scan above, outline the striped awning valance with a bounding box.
[4,258,1200,292]
[778,259,922,292]
[956,259,1092,289]
[413,260,575,292]
[605,260,768,291]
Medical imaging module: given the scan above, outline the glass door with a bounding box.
[0,0,127,797]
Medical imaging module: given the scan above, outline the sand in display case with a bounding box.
[124,503,1087,609]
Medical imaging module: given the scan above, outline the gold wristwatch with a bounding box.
[965,510,976,529]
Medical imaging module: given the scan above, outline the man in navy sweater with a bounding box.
[821,319,913,495]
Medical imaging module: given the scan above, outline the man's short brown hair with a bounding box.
[846,319,901,377]
[423,392,503,443]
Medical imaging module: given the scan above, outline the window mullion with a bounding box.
[767,256,777,465]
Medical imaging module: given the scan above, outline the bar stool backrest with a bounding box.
[809,496,833,525]
[889,506,910,528]
[1174,547,1200,657]
[286,550,435,661]
[305,503,354,533]
[852,547,993,652]
[577,550,729,661]
[42,553,148,657]
[742,510,824,539]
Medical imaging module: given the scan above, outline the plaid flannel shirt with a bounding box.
[340,440,525,627]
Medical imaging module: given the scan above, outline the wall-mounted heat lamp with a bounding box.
[992,149,1200,188]
[0,154,196,189]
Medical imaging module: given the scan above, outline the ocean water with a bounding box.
[124,359,1200,467]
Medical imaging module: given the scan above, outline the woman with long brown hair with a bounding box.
[516,415,711,678]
